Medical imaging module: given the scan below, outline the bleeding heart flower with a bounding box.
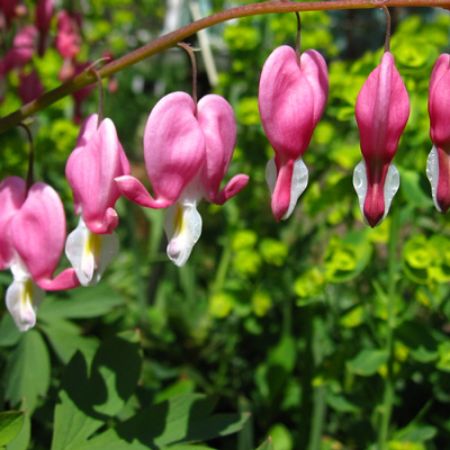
[353,51,410,227]
[0,26,37,75]
[116,92,248,266]
[258,45,328,221]
[18,69,44,103]
[65,114,130,286]
[35,0,53,56]
[0,177,27,270]
[55,10,81,60]
[427,53,450,214]
[3,181,79,331]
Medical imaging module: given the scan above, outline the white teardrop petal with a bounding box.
[6,278,44,332]
[383,163,400,219]
[164,202,203,267]
[282,157,309,220]
[65,217,118,286]
[426,145,441,212]
[265,157,277,195]
[353,160,367,218]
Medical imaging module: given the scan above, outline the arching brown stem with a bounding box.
[0,0,449,134]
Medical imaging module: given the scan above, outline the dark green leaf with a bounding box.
[39,284,125,320]
[0,412,23,446]
[347,349,388,377]
[0,315,21,347]
[5,330,50,412]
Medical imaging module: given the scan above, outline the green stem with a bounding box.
[378,209,400,450]
[0,0,449,133]
[308,384,327,450]
[212,240,232,294]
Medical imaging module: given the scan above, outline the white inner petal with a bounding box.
[426,145,441,212]
[283,158,309,220]
[65,217,119,286]
[265,157,277,195]
[6,264,44,332]
[353,160,367,218]
[353,160,400,223]
[164,201,202,267]
[383,163,400,218]
[265,157,309,220]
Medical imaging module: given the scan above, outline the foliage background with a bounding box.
[0,1,450,449]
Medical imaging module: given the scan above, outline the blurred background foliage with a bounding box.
[0,0,450,449]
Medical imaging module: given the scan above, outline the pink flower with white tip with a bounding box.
[258,45,329,221]
[65,114,130,286]
[427,53,450,214]
[0,179,79,331]
[116,92,249,266]
[353,51,410,227]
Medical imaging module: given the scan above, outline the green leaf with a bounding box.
[326,392,359,413]
[91,331,142,416]
[255,438,274,450]
[51,353,103,450]
[5,330,50,412]
[347,349,388,377]
[399,169,433,209]
[51,332,142,450]
[39,284,125,320]
[0,412,24,446]
[116,394,249,448]
[6,413,30,450]
[394,424,437,442]
[0,315,21,347]
[40,320,99,364]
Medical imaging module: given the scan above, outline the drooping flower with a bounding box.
[0,177,27,271]
[427,53,450,214]
[258,45,328,221]
[18,69,44,103]
[55,10,81,60]
[35,0,54,56]
[353,51,410,227]
[65,114,130,286]
[0,25,37,75]
[2,181,79,331]
[116,92,249,266]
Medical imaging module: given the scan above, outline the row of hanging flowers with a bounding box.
[0,5,449,332]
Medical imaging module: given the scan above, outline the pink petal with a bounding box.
[214,174,249,205]
[56,10,81,59]
[0,177,26,269]
[434,146,450,213]
[197,94,238,201]
[18,69,43,104]
[115,175,171,209]
[259,45,326,161]
[10,182,68,288]
[271,158,294,222]
[2,26,37,73]
[143,92,205,204]
[66,117,130,233]
[355,51,410,226]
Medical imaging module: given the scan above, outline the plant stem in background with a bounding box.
[1,0,449,133]
[378,209,400,449]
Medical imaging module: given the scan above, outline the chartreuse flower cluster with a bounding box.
[1,13,449,332]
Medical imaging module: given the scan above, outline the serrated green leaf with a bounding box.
[0,412,23,446]
[91,331,141,416]
[41,320,99,364]
[5,330,50,412]
[51,353,103,450]
[39,284,125,320]
[347,349,388,377]
[115,394,248,448]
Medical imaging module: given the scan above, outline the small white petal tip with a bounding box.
[164,202,202,267]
